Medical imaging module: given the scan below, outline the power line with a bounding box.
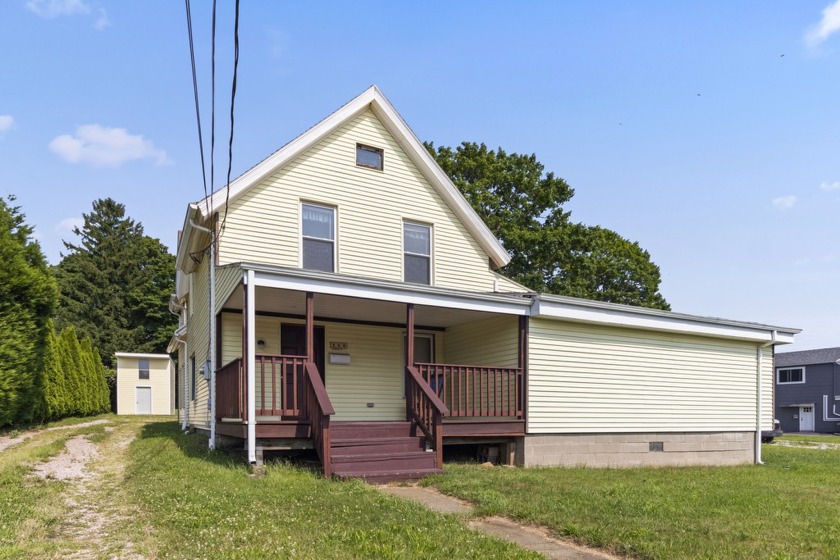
[184,0,209,217]
[218,0,240,239]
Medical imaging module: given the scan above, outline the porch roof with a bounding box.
[219,263,533,329]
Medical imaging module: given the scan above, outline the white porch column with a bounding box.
[246,270,257,464]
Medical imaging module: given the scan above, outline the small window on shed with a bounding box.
[139,359,150,380]
[356,144,383,170]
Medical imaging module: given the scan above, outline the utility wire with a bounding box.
[218,0,240,239]
[210,0,217,233]
[184,0,209,217]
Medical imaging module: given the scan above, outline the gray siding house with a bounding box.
[775,347,840,434]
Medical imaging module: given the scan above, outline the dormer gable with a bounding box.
[177,86,524,294]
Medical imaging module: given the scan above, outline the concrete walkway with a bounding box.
[380,486,622,560]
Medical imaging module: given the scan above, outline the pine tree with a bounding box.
[58,327,85,416]
[0,196,58,426]
[54,198,177,369]
[42,322,67,419]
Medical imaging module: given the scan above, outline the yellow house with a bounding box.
[115,353,175,416]
[170,86,799,480]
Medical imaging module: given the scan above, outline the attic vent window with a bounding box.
[356,144,383,170]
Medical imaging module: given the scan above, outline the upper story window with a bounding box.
[404,222,431,284]
[139,359,150,380]
[777,367,805,384]
[356,144,383,170]
[302,203,335,272]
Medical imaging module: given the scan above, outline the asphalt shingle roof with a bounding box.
[775,347,840,367]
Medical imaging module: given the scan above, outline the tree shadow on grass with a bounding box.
[136,421,247,469]
[134,421,326,476]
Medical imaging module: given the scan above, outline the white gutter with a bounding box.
[246,270,257,464]
[168,303,189,431]
[756,330,777,465]
[190,218,217,450]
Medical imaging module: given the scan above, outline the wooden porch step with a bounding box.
[332,450,436,472]
[330,421,414,439]
[331,436,427,454]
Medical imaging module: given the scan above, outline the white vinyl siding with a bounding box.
[186,259,210,427]
[528,317,763,434]
[215,264,242,310]
[217,109,502,293]
[444,315,519,368]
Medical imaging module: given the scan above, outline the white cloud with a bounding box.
[49,124,171,167]
[26,0,90,18]
[819,181,840,191]
[805,0,840,48]
[772,195,798,209]
[94,8,109,30]
[55,217,83,234]
[0,115,13,133]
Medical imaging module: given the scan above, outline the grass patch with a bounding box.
[0,429,83,558]
[123,421,540,559]
[424,445,840,559]
[777,434,840,445]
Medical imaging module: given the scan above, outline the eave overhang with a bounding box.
[532,294,800,344]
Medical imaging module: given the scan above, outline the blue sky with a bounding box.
[1,1,838,351]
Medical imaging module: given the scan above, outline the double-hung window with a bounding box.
[777,367,805,384]
[302,203,335,272]
[138,359,150,380]
[404,222,431,284]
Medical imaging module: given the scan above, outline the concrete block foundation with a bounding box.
[517,432,755,468]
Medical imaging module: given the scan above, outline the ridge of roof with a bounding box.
[192,85,511,269]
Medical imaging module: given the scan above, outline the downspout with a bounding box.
[756,330,777,465]
[191,218,216,450]
[168,301,189,431]
[246,270,257,464]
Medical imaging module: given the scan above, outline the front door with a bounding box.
[799,405,815,431]
[280,324,325,376]
[136,387,152,414]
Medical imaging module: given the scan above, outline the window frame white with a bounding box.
[300,202,337,273]
[776,366,806,385]
[402,220,433,285]
[138,358,150,380]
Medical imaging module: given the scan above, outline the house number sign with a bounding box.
[329,342,348,351]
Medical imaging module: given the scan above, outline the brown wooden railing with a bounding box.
[416,363,524,419]
[216,358,243,420]
[406,365,449,469]
[255,354,307,417]
[302,362,335,477]
[216,354,307,420]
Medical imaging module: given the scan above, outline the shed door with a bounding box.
[136,387,152,414]
[799,405,814,431]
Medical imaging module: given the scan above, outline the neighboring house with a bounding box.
[168,86,799,480]
[774,347,840,434]
[115,353,175,415]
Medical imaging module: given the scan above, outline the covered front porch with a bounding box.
[211,264,531,477]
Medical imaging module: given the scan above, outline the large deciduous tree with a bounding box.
[54,198,177,369]
[426,141,669,310]
[0,195,58,426]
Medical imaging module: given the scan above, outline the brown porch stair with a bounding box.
[329,421,442,482]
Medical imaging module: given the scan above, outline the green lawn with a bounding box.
[6,418,840,559]
[424,444,840,559]
[2,418,539,559]
[777,433,840,445]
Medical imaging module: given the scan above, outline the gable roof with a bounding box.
[184,85,510,270]
[775,347,840,367]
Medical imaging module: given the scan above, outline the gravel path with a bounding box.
[0,419,111,453]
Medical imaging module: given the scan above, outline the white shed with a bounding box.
[115,353,175,415]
